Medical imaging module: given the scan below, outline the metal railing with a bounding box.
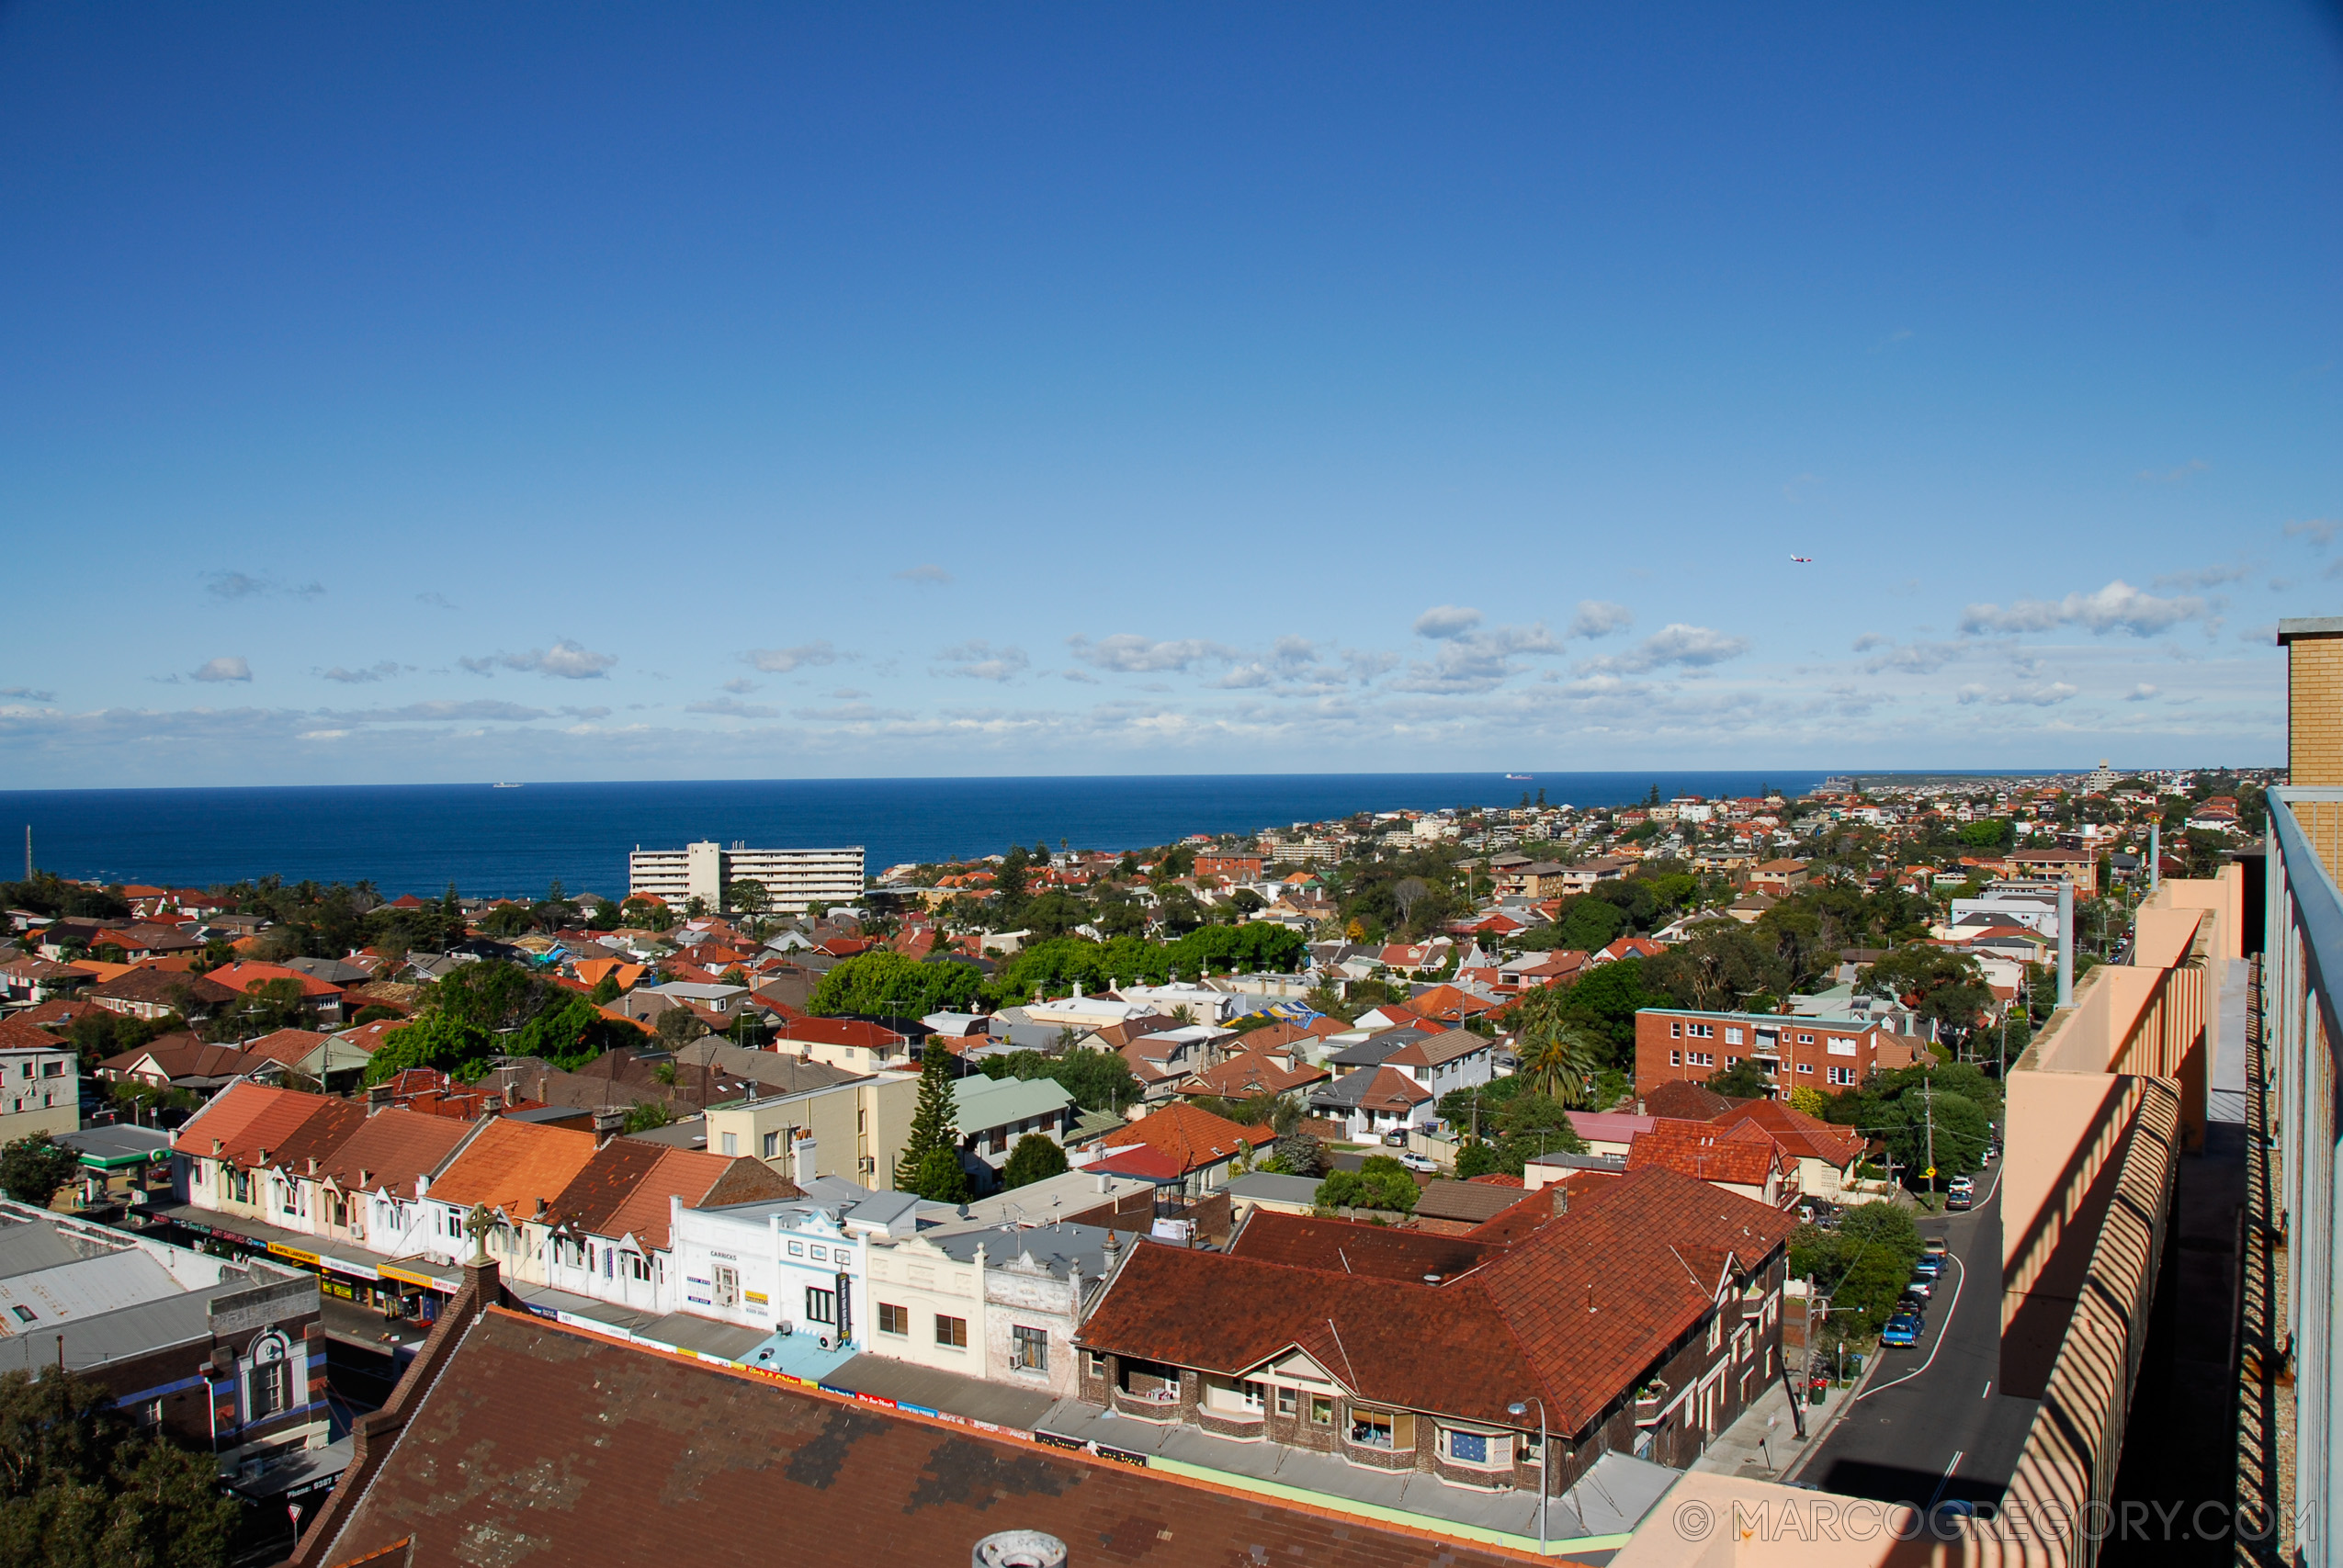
[2262,787,2343,1566]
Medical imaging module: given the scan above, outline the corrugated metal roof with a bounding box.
[0,1248,182,1329]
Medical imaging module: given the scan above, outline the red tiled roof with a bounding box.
[206,962,345,998]
[778,1017,905,1050]
[1097,1102,1273,1174]
[1709,1099,1867,1167]
[427,1118,601,1218]
[1226,1209,1502,1280]
[1625,1118,1786,1187]
[174,1081,351,1165]
[1353,1065,1432,1112]
[1178,1050,1327,1100]
[0,1015,69,1053]
[240,1028,334,1068]
[1081,1167,1795,1433]
[311,1108,476,1196]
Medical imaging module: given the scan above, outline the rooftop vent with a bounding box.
[974,1532,1067,1568]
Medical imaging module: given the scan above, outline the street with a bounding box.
[1793,1158,2040,1511]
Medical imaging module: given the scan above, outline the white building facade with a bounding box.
[628,840,866,915]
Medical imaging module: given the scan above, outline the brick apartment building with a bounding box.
[1632,1006,1932,1099]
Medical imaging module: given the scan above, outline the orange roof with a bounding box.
[174,1081,352,1166]
[426,1118,601,1218]
[1709,1099,1867,1168]
[240,1028,333,1068]
[1625,1118,1786,1187]
[208,962,345,998]
[1100,1103,1274,1174]
[313,1107,477,1196]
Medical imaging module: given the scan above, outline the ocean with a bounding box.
[0,772,1826,899]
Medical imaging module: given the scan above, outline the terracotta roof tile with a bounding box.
[312,1108,476,1196]
[426,1119,601,1219]
[1097,1103,1273,1174]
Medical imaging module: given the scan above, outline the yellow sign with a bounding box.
[378,1265,445,1290]
[267,1242,320,1266]
[1923,1168,1936,1179]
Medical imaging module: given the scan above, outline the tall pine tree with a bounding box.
[895,1046,968,1200]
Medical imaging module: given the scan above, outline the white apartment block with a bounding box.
[628,840,866,915]
[0,1043,79,1143]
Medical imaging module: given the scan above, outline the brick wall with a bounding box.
[2292,632,2343,785]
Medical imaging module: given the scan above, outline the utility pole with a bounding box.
[1923,1075,1937,1204]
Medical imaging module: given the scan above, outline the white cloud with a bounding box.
[206,570,325,602]
[933,640,1030,682]
[686,697,780,718]
[1413,605,1483,640]
[741,642,843,674]
[1067,634,1239,673]
[893,564,953,585]
[319,661,404,684]
[1959,580,2205,637]
[461,640,618,679]
[1566,601,1634,639]
[2286,518,2341,548]
[721,677,762,694]
[2124,683,2159,702]
[2153,563,2249,591]
[1,686,56,703]
[1851,635,1966,675]
[191,657,252,683]
[1956,682,2079,707]
[1576,624,1749,676]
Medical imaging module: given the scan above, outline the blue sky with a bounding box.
[1,4,2337,785]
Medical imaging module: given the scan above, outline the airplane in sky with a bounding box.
[1790,555,1814,563]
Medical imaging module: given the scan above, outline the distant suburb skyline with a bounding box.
[1,5,2336,786]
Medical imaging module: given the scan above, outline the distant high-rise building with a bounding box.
[627,840,864,914]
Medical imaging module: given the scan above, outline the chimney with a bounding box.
[2281,618,2343,785]
[793,1135,818,1185]
[357,1168,370,1190]
[367,1083,392,1112]
[255,1147,269,1168]
[1550,1184,1569,1217]
[592,1109,626,1146]
[307,1156,318,1175]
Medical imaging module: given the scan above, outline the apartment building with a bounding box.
[1631,1006,1932,1098]
[0,1021,80,1144]
[627,840,865,915]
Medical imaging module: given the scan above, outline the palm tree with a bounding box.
[1517,1025,1605,1108]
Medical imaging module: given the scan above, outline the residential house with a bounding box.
[239,1027,377,1090]
[526,1138,797,1316]
[2001,847,2100,897]
[951,1073,1078,1174]
[1377,1026,1498,1103]
[855,1222,1117,1400]
[702,1072,922,1188]
[1550,856,1634,894]
[1307,1065,1433,1142]
[1624,1119,1795,1207]
[777,1015,911,1073]
[1566,1109,1657,1160]
[1176,1046,1327,1109]
[1742,859,1810,896]
[99,1033,272,1093]
[206,962,348,1025]
[1707,1100,1870,1203]
[1087,1103,1275,1197]
[1074,1167,1799,1494]
[0,1017,78,1145]
[85,966,235,1022]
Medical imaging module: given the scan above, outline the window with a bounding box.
[787,1240,804,1257]
[1828,1066,1857,1087]
[934,1314,968,1348]
[40,1061,61,1077]
[248,1335,293,1420]
[628,1253,650,1282]
[1725,1027,1743,1045]
[1349,1408,1396,1449]
[1276,1386,1297,1417]
[1310,1395,1333,1426]
[807,1287,837,1325]
[1796,1062,1814,1075]
[1240,1379,1265,1412]
[1011,1325,1048,1372]
[1706,1314,1723,1352]
[1670,1020,1682,1038]
[1445,1429,1496,1465]
[1797,1032,1815,1044]
[1670,1051,1681,1067]
[9,1304,33,1324]
[720,1132,739,1156]
[763,1130,780,1159]
[809,1245,827,1261]
[878,1303,909,1337]
[1828,1036,1857,1056]
[714,1265,741,1309]
[1083,1349,1107,1379]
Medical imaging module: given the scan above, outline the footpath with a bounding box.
[1692,1354,1881,1484]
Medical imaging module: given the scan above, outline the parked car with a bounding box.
[1905,1274,1935,1299]
[1396,1151,1438,1173]
[1880,1314,1922,1348]
[1923,1236,1950,1257]
[1947,1188,1975,1212]
[1896,1292,1930,1320]
[1948,1175,1975,1194]
[1913,1255,1944,1280]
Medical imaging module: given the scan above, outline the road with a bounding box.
[1793,1160,2039,1511]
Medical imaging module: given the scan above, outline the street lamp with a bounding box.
[1507,1397,1548,1556]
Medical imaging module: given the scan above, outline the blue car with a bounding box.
[1880,1314,1922,1348]
[1913,1255,1944,1280]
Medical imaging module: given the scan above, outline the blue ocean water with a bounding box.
[0,772,1826,899]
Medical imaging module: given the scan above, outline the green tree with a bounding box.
[0,1135,81,1205]
[362,1014,494,1085]
[510,994,633,1071]
[1454,1140,1505,1179]
[1001,1134,1070,1189]
[810,950,982,1019]
[1706,1059,1771,1099]
[1861,947,1994,1056]
[896,1048,964,1194]
[623,1101,673,1134]
[905,1145,971,1204]
[587,973,622,1006]
[0,1365,238,1567]
[1555,957,1649,1056]
[728,877,770,933]
[1316,1155,1419,1214]
[1511,986,1609,1107]
[1271,1130,1329,1177]
[655,1006,709,1049]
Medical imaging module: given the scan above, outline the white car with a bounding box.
[1396,1152,1439,1174]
